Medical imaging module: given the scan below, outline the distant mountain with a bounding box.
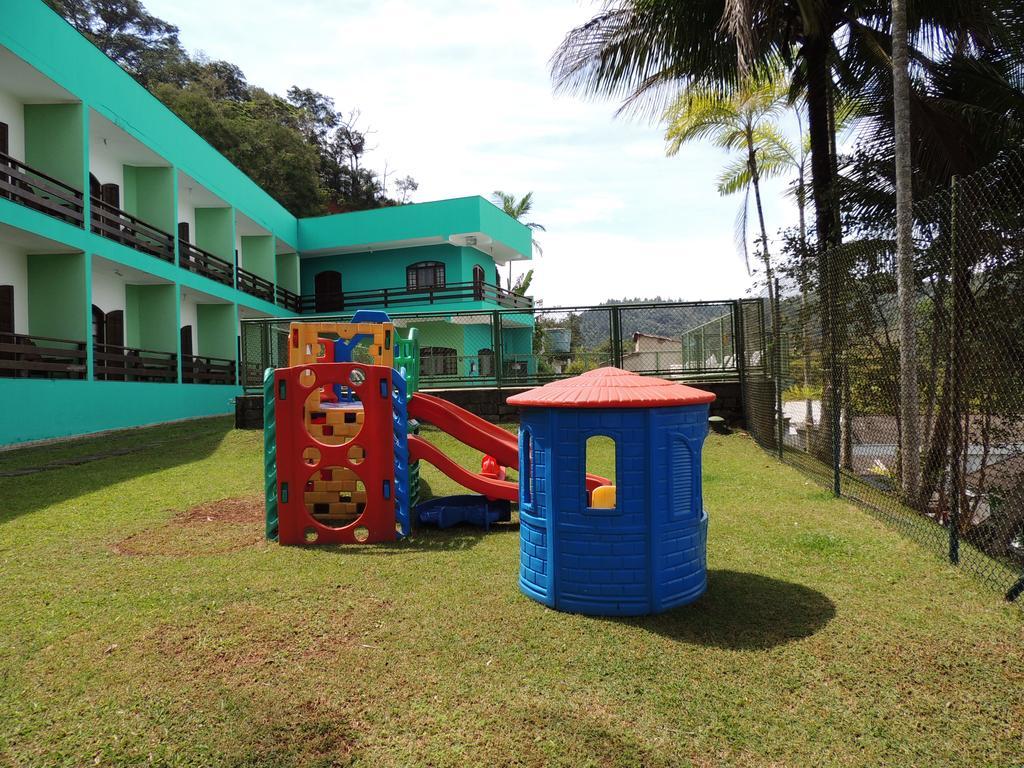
[578,299,734,349]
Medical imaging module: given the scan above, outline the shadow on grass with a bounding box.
[315,521,520,555]
[617,569,835,650]
[0,418,233,524]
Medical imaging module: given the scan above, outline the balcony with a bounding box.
[275,285,302,313]
[0,332,87,379]
[298,281,533,314]
[90,197,174,263]
[93,343,176,382]
[182,354,236,385]
[0,152,84,227]
[236,265,275,303]
[179,241,233,287]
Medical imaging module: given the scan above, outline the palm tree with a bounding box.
[664,71,789,303]
[492,191,546,291]
[892,0,920,502]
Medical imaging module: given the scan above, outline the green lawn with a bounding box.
[0,417,1021,767]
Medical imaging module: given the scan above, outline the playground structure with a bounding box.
[264,315,716,616]
[264,311,525,545]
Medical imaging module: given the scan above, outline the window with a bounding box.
[472,264,485,299]
[314,270,343,313]
[0,285,13,334]
[522,429,534,508]
[91,305,105,346]
[478,347,494,377]
[420,346,457,376]
[585,435,617,510]
[406,261,445,292]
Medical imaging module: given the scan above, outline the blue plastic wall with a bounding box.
[518,403,710,616]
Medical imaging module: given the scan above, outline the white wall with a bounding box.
[88,136,124,191]
[0,243,28,333]
[234,227,243,268]
[179,290,198,353]
[177,184,196,242]
[91,269,127,315]
[0,92,25,159]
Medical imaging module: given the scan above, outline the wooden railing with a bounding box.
[182,354,236,385]
[0,152,84,226]
[0,333,87,379]
[298,281,533,314]
[179,241,234,286]
[275,285,302,313]
[236,266,275,302]
[94,343,177,382]
[90,197,175,263]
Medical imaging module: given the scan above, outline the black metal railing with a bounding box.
[275,285,302,313]
[298,281,533,314]
[93,343,177,382]
[90,197,175,263]
[0,333,87,379]
[0,152,84,226]
[179,241,234,286]
[237,266,275,302]
[182,354,236,385]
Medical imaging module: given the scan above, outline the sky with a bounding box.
[146,0,800,307]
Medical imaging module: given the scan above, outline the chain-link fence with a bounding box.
[743,149,1024,602]
[240,300,742,392]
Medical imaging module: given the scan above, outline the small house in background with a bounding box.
[622,332,684,373]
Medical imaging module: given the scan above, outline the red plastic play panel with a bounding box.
[274,362,396,545]
[506,366,716,409]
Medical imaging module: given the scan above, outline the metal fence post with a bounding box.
[491,310,503,393]
[948,175,962,565]
[611,306,623,368]
[774,279,785,460]
[733,301,747,429]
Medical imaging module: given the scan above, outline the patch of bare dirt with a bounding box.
[112,495,265,556]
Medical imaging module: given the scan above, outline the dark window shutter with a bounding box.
[91,305,105,345]
[0,123,9,156]
[101,183,120,208]
[105,310,124,348]
[0,285,14,334]
[89,174,102,199]
[314,271,342,313]
[178,222,190,244]
[180,325,193,357]
[435,263,446,288]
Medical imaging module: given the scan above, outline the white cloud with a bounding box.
[148,0,796,307]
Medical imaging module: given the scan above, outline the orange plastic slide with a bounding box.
[407,393,609,494]
[408,435,519,501]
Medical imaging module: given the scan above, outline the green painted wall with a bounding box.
[27,252,87,340]
[0,378,240,446]
[123,166,175,232]
[195,208,234,262]
[241,235,274,282]
[126,284,176,352]
[297,196,531,259]
[301,244,467,295]
[23,103,84,189]
[276,252,299,293]
[197,303,236,360]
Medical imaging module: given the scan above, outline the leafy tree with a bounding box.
[663,69,789,301]
[491,191,546,291]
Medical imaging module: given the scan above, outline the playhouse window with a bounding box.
[522,429,534,508]
[407,261,446,291]
[585,435,617,511]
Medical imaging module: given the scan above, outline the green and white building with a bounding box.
[0,1,533,447]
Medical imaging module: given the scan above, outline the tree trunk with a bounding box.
[804,34,842,475]
[893,0,921,505]
[748,140,775,307]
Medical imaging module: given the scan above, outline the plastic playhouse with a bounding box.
[263,311,524,545]
[507,368,716,616]
[264,319,716,616]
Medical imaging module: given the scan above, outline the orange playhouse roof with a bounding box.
[506,367,716,409]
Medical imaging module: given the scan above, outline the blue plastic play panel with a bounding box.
[416,495,512,530]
